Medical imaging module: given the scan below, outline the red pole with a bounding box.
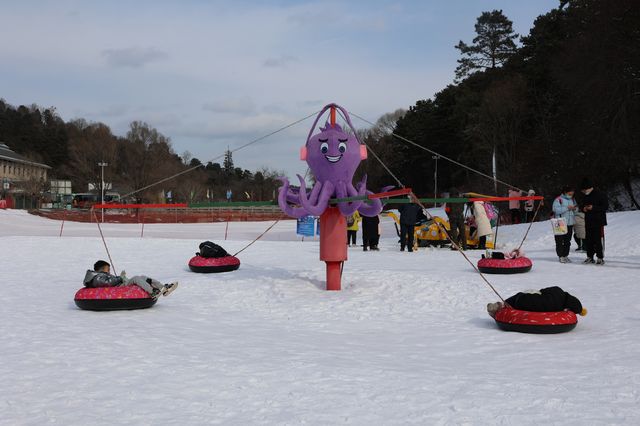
[319,207,347,291]
[330,105,336,128]
[140,210,145,238]
[59,208,66,237]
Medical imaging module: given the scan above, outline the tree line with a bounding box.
[358,0,640,209]
[0,101,283,203]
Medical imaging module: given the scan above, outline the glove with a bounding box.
[580,308,588,317]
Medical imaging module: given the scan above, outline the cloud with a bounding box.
[263,55,298,68]
[101,47,168,68]
[298,99,325,108]
[203,97,256,114]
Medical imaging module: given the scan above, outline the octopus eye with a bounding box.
[320,142,329,153]
[338,142,347,153]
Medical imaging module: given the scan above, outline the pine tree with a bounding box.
[223,148,234,175]
[455,10,518,80]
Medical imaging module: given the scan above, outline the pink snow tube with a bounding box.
[494,307,578,334]
[188,255,240,273]
[477,256,532,274]
[74,285,156,311]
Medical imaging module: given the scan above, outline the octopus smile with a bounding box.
[325,154,342,163]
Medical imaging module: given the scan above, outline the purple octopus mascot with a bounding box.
[278,103,390,290]
[278,103,389,218]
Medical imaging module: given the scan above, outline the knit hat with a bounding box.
[564,293,584,315]
[580,178,593,190]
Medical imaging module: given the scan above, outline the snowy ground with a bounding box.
[1,209,639,425]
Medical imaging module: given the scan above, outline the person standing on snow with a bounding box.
[523,189,536,222]
[573,211,586,252]
[580,178,608,265]
[508,188,523,224]
[472,200,492,250]
[362,214,380,251]
[346,211,361,247]
[552,186,578,263]
[447,188,467,250]
[398,200,421,252]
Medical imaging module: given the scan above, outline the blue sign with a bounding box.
[296,216,316,237]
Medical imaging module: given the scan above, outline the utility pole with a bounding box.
[492,147,497,195]
[432,155,440,207]
[98,162,108,223]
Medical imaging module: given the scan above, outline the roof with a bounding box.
[0,143,51,169]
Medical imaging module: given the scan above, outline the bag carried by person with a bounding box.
[347,215,356,227]
[550,217,568,236]
[198,241,228,258]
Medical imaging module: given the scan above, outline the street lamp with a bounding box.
[432,155,440,207]
[98,162,108,223]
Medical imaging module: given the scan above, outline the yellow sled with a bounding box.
[382,210,494,250]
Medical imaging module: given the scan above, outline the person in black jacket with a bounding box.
[398,201,421,252]
[361,214,380,251]
[447,188,467,250]
[579,178,608,264]
[487,286,587,318]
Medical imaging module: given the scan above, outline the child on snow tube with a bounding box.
[487,286,587,318]
[84,260,178,298]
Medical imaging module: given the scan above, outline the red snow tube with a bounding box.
[188,255,240,273]
[494,307,577,334]
[74,285,156,311]
[477,256,532,274]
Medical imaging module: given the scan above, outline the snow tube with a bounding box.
[477,256,532,274]
[188,255,240,273]
[74,285,156,311]
[494,307,577,334]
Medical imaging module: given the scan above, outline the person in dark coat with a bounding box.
[361,214,380,251]
[84,260,178,298]
[398,201,421,252]
[487,286,587,318]
[446,188,467,250]
[579,178,608,264]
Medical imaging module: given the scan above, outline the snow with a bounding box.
[1,209,639,425]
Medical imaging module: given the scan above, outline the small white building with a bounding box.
[0,142,51,188]
[1,142,52,208]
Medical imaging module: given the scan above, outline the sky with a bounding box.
[0,0,559,178]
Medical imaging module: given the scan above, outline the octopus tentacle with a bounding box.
[336,181,362,216]
[356,190,383,216]
[357,183,394,217]
[298,175,334,216]
[277,177,312,219]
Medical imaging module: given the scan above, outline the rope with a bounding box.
[91,209,117,275]
[121,110,321,200]
[362,139,404,189]
[232,220,280,257]
[349,111,525,194]
[516,201,543,252]
[408,192,506,303]
[363,134,507,302]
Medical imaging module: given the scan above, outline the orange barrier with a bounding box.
[93,203,188,209]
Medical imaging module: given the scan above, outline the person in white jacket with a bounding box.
[473,201,492,250]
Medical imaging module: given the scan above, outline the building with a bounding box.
[0,142,52,208]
